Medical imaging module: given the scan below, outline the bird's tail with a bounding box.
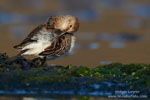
[13,44,22,49]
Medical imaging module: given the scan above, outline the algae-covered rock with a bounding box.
[0,53,149,98]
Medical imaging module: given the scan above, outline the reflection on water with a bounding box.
[88,43,99,49]
[77,33,143,41]
[110,41,125,48]
[126,18,141,28]
[100,61,112,65]
[0,96,114,100]
[0,13,54,24]
[23,97,55,100]
[0,13,21,24]
[74,43,99,50]
[72,9,100,21]
[10,26,25,40]
[129,4,150,18]
[97,33,143,41]
[59,0,100,21]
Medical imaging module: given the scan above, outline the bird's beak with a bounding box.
[61,31,66,35]
[53,31,66,40]
[58,30,66,36]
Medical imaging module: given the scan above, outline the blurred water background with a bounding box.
[0,0,150,67]
[0,0,150,99]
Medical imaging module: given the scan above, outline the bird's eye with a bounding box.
[70,25,72,28]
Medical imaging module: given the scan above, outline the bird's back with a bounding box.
[14,24,54,56]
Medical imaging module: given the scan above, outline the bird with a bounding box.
[13,15,79,65]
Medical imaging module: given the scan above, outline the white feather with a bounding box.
[22,28,53,56]
[21,26,76,57]
[69,36,76,52]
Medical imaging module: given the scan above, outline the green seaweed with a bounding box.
[0,53,149,97]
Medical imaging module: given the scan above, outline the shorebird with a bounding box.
[14,15,79,65]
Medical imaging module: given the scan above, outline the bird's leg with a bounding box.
[40,57,47,65]
[17,49,29,57]
[32,57,46,66]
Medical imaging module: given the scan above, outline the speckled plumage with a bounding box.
[14,15,79,62]
[40,33,75,59]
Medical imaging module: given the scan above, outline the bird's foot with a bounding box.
[32,57,46,66]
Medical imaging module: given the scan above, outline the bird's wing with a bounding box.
[39,33,72,57]
[13,24,46,49]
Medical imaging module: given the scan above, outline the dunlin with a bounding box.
[14,15,79,65]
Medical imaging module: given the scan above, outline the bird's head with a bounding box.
[46,15,79,33]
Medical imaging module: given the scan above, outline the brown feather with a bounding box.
[39,33,73,57]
